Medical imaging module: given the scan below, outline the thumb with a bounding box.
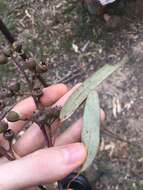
[0,143,86,190]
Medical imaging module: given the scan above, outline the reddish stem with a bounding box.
[0,146,14,161]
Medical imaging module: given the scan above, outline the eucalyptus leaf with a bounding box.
[81,90,100,172]
[60,55,128,121]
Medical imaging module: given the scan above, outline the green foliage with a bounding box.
[60,55,129,171]
[60,56,128,121]
[81,91,100,171]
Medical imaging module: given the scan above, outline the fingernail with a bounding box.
[63,143,85,165]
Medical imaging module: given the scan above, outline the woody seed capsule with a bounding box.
[0,121,8,133]
[8,82,20,93]
[13,41,22,52]
[0,53,8,65]
[25,58,36,71]
[3,129,15,141]
[6,111,20,122]
[36,62,48,73]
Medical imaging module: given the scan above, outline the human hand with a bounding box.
[0,84,105,190]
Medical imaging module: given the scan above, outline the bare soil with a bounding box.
[0,0,143,189]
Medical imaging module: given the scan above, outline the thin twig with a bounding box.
[37,74,48,87]
[0,18,15,44]
[38,185,47,190]
[9,141,16,160]
[45,124,53,147]
[0,146,14,161]
[11,56,42,108]
[39,124,50,147]
[0,18,48,87]
[11,56,32,89]
[0,105,15,120]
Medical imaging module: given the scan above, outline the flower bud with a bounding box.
[0,121,8,133]
[6,111,20,122]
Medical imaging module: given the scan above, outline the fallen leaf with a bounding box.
[72,43,79,53]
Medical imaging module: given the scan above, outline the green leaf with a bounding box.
[81,90,100,172]
[60,55,128,121]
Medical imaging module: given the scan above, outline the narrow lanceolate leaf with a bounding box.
[81,91,100,172]
[60,55,128,121]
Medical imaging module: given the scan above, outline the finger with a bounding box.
[22,188,36,190]
[8,83,68,132]
[0,157,8,165]
[55,109,105,146]
[13,84,82,156]
[13,110,105,157]
[0,143,86,190]
[0,84,68,146]
[13,123,49,156]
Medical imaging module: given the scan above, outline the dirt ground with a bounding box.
[0,0,143,189]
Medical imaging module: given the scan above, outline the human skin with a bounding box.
[0,83,105,190]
